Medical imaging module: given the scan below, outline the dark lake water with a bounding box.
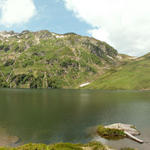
[0,89,150,149]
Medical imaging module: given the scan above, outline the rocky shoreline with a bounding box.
[0,142,136,150]
[0,123,140,150]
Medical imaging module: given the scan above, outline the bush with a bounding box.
[4,59,15,66]
[12,74,33,85]
[0,142,109,150]
[97,125,126,140]
[0,43,10,52]
[60,58,79,69]
[22,60,34,67]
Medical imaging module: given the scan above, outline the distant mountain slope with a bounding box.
[84,53,150,90]
[0,30,121,88]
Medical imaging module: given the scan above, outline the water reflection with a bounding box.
[0,89,150,149]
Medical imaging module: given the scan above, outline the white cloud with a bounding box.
[0,0,36,27]
[88,28,114,46]
[63,0,150,56]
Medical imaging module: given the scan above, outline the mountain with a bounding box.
[0,30,122,88]
[84,53,150,90]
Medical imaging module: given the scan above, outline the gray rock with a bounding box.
[105,123,140,135]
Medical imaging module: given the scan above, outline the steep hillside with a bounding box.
[0,30,120,88]
[84,53,150,90]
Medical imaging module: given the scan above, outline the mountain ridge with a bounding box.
[0,30,121,88]
[84,52,150,90]
[0,30,147,89]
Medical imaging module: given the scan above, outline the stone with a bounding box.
[105,123,140,136]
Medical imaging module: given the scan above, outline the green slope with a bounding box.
[85,53,150,90]
[0,30,118,88]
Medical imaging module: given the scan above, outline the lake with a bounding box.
[0,89,150,149]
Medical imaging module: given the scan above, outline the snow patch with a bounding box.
[56,35,65,39]
[52,33,65,39]
[0,33,12,38]
[0,31,17,38]
[80,82,90,87]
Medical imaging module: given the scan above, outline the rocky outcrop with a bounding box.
[104,123,143,144]
[105,123,140,136]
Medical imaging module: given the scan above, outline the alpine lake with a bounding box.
[0,89,150,150]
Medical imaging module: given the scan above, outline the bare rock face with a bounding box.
[105,123,140,136]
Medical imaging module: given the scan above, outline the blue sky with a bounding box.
[0,0,150,56]
[0,0,91,36]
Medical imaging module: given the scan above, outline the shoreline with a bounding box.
[0,142,136,150]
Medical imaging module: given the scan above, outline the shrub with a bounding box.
[60,58,79,69]
[97,125,126,140]
[4,59,15,66]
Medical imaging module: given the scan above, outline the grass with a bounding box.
[0,143,137,150]
[97,126,126,140]
[0,142,108,150]
[85,55,150,90]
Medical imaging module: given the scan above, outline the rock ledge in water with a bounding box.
[105,123,140,136]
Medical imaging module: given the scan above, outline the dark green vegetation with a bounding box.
[0,142,136,150]
[0,30,126,89]
[97,126,126,140]
[0,142,107,150]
